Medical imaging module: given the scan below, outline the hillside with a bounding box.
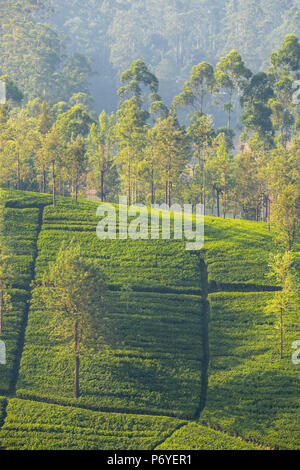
[0,189,299,450]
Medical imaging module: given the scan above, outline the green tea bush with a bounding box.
[17,291,203,418]
[204,217,278,288]
[0,399,185,450]
[201,292,300,449]
[0,202,43,392]
[156,422,261,450]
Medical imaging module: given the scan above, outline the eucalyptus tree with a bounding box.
[3,112,38,190]
[115,61,158,204]
[66,135,88,203]
[114,97,148,205]
[215,50,252,129]
[39,124,65,206]
[118,59,160,120]
[206,132,235,218]
[186,113,214,213]
[269,35,300,146]
[235,135,270,221]
[267,137,300,245]
[240,72,274,144]
[35,101,54,192]
[35,240,109,399]
[151,110,191,206]
[173,62,215,115]
[55,105,94,141]
[87,111,115,202]
[266,251,299,359]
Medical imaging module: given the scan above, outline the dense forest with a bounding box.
[2,0,300,114]
[0,0,299,248]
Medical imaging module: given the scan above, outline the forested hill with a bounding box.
[1,0,300,112]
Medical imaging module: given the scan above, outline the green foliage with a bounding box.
[156,422,261,450]
[201,292,300,449]
[0,203,42,392]
[203,216,279,288]
[0,189,298,450]
[0,397,7,428]
[271,185,300,250]
[173,62,215,114]
[241,72,274,139]
[119,60,159,105]
[0,190,51,393]
[10,195,204,417]
[206,133,235,218]
[0,76,23,104]
[55,106,94,140]
[0,399,184,450]
[18,287,203,416]
[86,111,117,202]
[215,50,252,128]
[66,136,88,202]
[36,238,109,398]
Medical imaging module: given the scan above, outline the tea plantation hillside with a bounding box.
[0,191,52,394]
[201,292,300,450]
[155,422,262,450]
[0,190,299,450]
[0,399,186,451]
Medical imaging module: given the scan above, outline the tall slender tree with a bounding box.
[266,251,299,359]
[35,240,109,399]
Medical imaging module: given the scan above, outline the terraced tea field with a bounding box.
[0,190,299,450]
[201,292,300,449]
[0,399,185,450]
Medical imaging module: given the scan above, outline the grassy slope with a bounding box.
[156,422,261,450]
[0,399,184,450]
[17,291,203,417]
[16,199,204,418]
[204,216,278,289]
[0,190,52,393]
[0,208,40,393]
[200,292,300,449]
[0,190,299,450]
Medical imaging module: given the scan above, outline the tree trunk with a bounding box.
[151,167,155,205]
[223,186,226,219]
[75,182,78,203]
[0,278,3,335]
[17,155,21,190]
[216,191,220,217]
[280,307,283,360]
[128,154,131,206]
[75,170,79,204]
[227,90,233,129]
[203,162,206,216]
[165,180,168,205]
[74,320,80,399]
[268,198,271,232]
[52,161,56,207]
[168,181,172,207]
[228,109,231,129]
[74,354,80,399]
[42,167,46,193]
[101,170,105,202]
